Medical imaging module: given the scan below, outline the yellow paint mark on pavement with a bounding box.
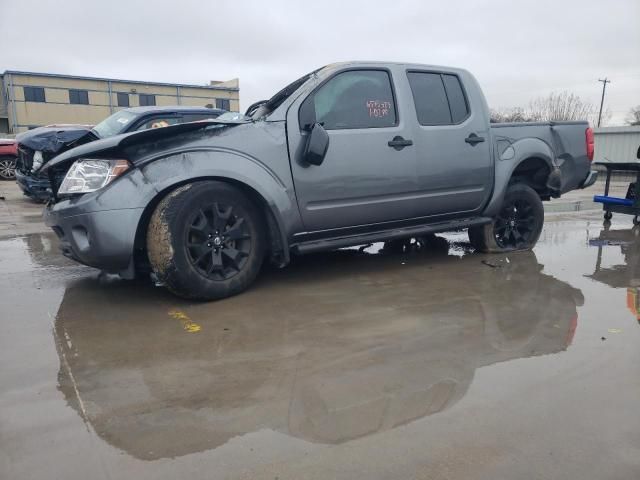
[607,328,622,334]
[169,309,201,333]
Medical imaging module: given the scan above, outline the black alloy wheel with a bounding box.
[493,198,537,249]
[468,183,544,253]
[186,203,252,280]
[147,181,266,300]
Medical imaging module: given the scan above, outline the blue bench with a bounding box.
[593,195,634,207]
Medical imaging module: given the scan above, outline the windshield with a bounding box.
[250,67,325,120]
[214,111,251,122]
[92,110,138,138]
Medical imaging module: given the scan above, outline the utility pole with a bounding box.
[597,78,611,127]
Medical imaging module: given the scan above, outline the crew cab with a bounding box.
[42,62,598,299]
[16,106,225,201]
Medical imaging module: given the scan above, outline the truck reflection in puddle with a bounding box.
[53,240,583,460]
[588,226,640,324]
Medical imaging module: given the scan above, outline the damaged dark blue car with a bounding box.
[15,106,225,201]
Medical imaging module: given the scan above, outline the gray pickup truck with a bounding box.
[43,62,597,299]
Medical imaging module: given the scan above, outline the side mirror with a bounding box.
[302,123,329,166]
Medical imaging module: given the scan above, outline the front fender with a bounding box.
[139,148,302,257]
[483,137,555,217]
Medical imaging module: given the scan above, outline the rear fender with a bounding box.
[483,137,555,217]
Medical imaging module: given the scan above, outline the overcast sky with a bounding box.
[1,0,638,124]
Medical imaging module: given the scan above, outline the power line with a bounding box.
[597,78,611,127]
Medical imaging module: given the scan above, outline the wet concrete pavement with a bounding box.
[1,182,639,479]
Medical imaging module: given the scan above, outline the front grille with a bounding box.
[17,147,33,173]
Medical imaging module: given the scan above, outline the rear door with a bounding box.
[407,71,493,217]
[287,68,421,232]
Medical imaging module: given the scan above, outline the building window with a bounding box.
[216,98,231,111]
[24,86,45,103]
[69,89,89,105]
[139,94,156,106]
[117,92,130,107]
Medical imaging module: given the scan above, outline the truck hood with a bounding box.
[42,118,250,172]
[16,125,96,153]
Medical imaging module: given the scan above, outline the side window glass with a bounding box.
[442,74,469,123]
[406,72,451,125]
[303,70,397,130]
[135,117,180,131]
[184,113,221,122]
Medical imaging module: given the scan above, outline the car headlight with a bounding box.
[58,159,130,195]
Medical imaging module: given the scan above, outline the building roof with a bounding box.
[2,70,239,92]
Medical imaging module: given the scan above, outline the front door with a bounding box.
[288,68,420,232]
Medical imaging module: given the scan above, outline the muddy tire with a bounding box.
[147,181,266,300]
[469,183,544,253]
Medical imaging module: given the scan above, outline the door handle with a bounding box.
[388,136,413,151]
[465,133,485,146]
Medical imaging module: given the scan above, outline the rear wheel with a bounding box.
[147,181,266,300]
[469,183,544,253]
[0,156,16,180]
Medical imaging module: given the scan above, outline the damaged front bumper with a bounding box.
[43,168,158,279]
[45,202,144,278]
[15,170,52,201]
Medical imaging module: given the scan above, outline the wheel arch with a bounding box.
[133,175,291,273]
[484,138,556,217]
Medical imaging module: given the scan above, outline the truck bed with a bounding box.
[491,121,591,193]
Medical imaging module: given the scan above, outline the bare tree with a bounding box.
[490,107,534,123]
[491,91,611,126]
[626,106,640,126]
[527,91,594,122]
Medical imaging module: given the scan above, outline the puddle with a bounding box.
[52,241,585,459]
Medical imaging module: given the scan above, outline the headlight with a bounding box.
[58,159,130,195]
[32,150,44,170]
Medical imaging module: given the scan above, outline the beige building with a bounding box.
[0,70,240,133]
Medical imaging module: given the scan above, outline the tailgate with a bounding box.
[549,122,591,192]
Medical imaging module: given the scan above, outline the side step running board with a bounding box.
[293,217,492,254]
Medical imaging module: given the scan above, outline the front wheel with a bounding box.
[147,181,266,300]
[469,183,544,253]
